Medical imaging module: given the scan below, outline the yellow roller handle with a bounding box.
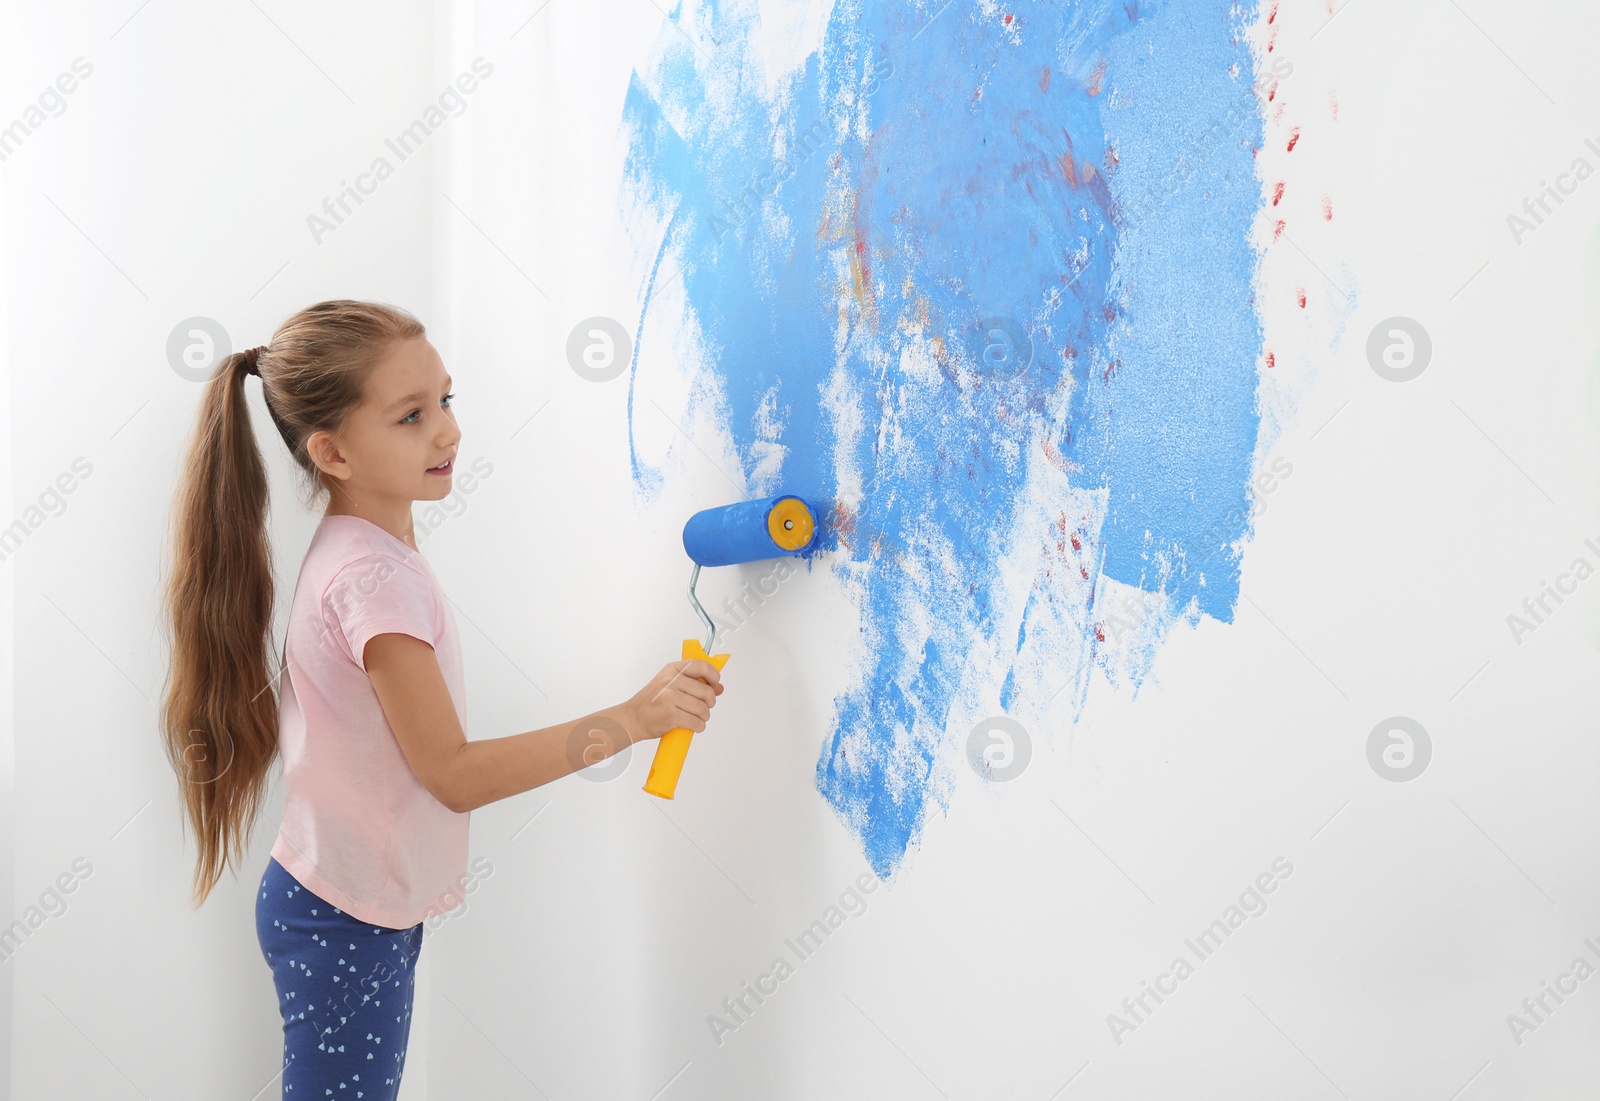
[642,639,731,799]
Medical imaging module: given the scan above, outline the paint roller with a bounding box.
[642,494,819,799]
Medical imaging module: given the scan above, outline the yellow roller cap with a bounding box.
[767,496,815,552]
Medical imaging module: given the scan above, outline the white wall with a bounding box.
[8,2,1600,1099]
[3,1,437,1096]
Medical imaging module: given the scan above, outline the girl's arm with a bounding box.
[364,631,724,813]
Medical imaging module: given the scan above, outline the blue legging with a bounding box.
[255,856,424,1098]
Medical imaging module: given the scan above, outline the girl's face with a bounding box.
[309,336,460,509]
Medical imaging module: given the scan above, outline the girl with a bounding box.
[158,299,723,1098]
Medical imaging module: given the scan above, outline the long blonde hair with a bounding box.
[159,299,426,905]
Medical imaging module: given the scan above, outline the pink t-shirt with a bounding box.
[270,513,471,929]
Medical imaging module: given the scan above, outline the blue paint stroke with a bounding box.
[620,0,1266,881]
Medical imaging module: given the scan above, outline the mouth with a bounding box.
[426,457,454,475]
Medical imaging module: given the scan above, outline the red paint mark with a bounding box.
[1268,0,1279,22]
[1329,90,1340,121]
[1041,437,1068,473]
[1266,78,1279,102]
[1273,219,1286,239]
[1086,58,1107,97]
[1093,623,1105,642]
[1040,66,1051,93]
[1271,180,1285,206]
[1058,137,1083,186]
[1266,350,1276,369]
[1326,0,1334,11]
[828,500,858,547]
[849,187,874,312]
[1267,23,1279,52]
[1102,356,1121,383]
[1081,566,1090,580]
[1286,126,1301,152]
[1321,195,1333,221]
[1296,287,1307,308]
[1070,533,1082,552]
[1004,12,1013,24]
[1102,303,1117,324]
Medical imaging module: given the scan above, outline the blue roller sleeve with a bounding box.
[682,496,813,566]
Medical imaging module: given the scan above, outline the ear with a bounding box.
[306,429,353,482]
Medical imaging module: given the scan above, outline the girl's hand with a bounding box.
[624,660,725,741]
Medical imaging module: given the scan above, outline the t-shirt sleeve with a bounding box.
[322,553,437,672]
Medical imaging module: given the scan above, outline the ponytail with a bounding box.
[159,349,279,906]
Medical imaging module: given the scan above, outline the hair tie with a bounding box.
[241,346,267,376]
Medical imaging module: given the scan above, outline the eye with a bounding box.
[401,392,455,425]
